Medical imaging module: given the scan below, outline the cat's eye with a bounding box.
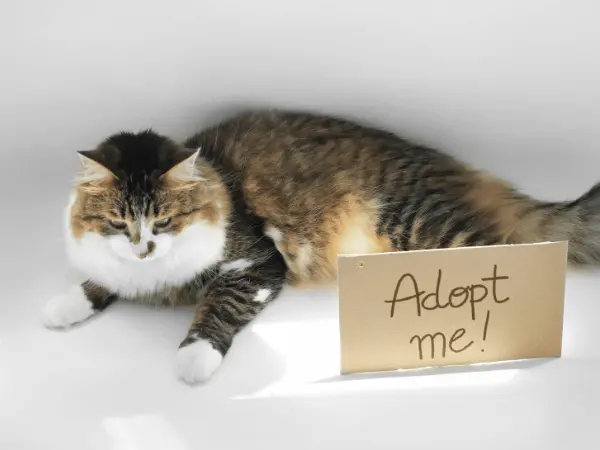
[108,219,127,230]
[154,217,172,228]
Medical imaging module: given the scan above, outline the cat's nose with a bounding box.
[136,241,156,259]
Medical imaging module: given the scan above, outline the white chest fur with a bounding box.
[64,194,226,298]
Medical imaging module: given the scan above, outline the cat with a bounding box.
[43,110,600,384]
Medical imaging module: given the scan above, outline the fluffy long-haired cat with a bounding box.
[44,110,600,384]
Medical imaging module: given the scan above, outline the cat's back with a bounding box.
[188,109,456,185]
[191,109,413,165]
[187,110,465,212]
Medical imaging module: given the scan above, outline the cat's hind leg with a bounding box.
[264,224,315,282]
[263,196,393,286]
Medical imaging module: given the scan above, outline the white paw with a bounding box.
[176,339,223,384]
[43,285,95,329]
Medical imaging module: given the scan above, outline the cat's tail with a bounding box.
[529,182,600,265]
[468,173,600,266]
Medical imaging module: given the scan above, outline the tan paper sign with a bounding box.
[338,242,568,374]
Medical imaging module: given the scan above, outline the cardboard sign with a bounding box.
[338,242,568,374]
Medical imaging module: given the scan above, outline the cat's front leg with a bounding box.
[43,280,117,329]
[176,256,287,384]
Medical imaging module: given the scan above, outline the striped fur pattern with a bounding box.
[188,111,600,279]
[47,109,600,383]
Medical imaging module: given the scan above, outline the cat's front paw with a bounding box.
[43,285,95,329]
[176,339,223,384]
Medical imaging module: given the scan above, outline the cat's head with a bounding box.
[68,130,229,263]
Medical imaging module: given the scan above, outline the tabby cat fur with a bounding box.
[43,110,600,384]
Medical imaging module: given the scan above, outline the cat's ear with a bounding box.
[161,148,204,185]
[76,150,117,185]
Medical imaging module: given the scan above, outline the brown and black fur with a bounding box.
[71,109,600,367]
[188,110,600,280]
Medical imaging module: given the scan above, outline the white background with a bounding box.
[1,1,599,449]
